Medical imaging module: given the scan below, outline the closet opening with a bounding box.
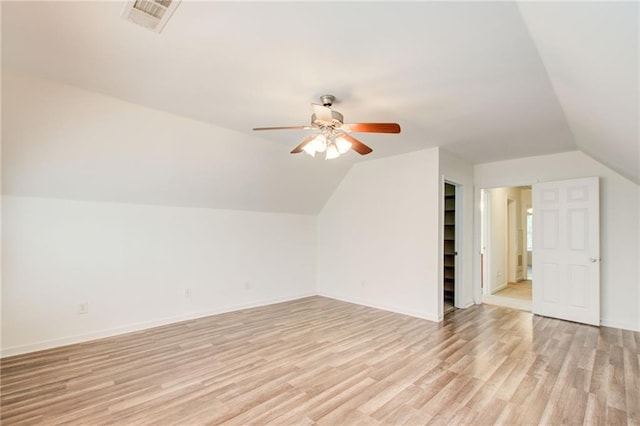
[443,182,458,315]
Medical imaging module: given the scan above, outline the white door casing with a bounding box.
[532,177,600,326]
[507,198,518,283]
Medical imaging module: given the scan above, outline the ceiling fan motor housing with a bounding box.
[311,110,344,128]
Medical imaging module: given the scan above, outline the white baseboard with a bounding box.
[490,282,508,294]
[1,292,315,358]
[460,300,475,309]
[318,292,439,323]
[5,292,635,358]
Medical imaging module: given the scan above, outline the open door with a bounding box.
[532,177,600,326]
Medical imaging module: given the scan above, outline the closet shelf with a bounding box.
[443,182,457,314]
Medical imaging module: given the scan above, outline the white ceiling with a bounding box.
[2,1,638,213]
[518,1,639,185]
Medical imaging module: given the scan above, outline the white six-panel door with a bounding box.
[532,177,600,326]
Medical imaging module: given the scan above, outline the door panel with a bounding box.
[568,208,587,250]
[532,177,600,326]
[541,210,559,249]
[568,265,587,307]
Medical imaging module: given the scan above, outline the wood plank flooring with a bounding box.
[1,296,639,425]
[484,281,533,313]
[495,281,532,301]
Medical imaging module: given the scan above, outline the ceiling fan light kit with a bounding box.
[253,95,401,160]
[301,132,352,160]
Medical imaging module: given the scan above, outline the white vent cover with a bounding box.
[121,0,181,33]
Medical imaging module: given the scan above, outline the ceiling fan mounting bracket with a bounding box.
[320,94,335,107]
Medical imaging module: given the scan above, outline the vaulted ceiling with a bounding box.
[2,2,638,214]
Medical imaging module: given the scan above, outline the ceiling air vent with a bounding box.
[121,0,181,33]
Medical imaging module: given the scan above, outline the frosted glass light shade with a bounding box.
[325,144,340,160]
[313,134,327,152]
[302,143,316,156]
[335,136,352,154]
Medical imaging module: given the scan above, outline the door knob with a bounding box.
[589,257,598,263]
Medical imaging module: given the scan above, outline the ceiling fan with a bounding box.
[253,95,401,160]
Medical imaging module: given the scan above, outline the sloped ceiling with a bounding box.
[2,1,637,215]
[518,2,639,185]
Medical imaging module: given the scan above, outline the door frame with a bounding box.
[481,189,491,296]
[507,196,518,284]
[474,180,533,305]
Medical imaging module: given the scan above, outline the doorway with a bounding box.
[481,186,532,311]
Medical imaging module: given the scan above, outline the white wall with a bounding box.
[4,149,638,358]
[485,188,508,293]
[2,72,349,215]
[439,149,475,309]
[2,196,316,356]
[475,151,640,331]
[317,148,441,321]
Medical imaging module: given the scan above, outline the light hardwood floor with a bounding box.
[1,296,639,425]
[483,281,533,312]
[495,281,532,301]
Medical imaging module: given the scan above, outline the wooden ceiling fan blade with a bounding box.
[312,103,333,122]
[340,133,373,155]
[344,123,401,133]
[291,135,317,154]
[253,126,311,131]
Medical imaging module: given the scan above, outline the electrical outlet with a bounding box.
[245,281,251,290]
[185,288,192,298]
[78,302,89,315]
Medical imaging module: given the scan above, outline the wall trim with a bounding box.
[461,300,475,309]
[491,282,508,294]
[5,292,636,357]
[318,292,439,323]
[1,292,315,358]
